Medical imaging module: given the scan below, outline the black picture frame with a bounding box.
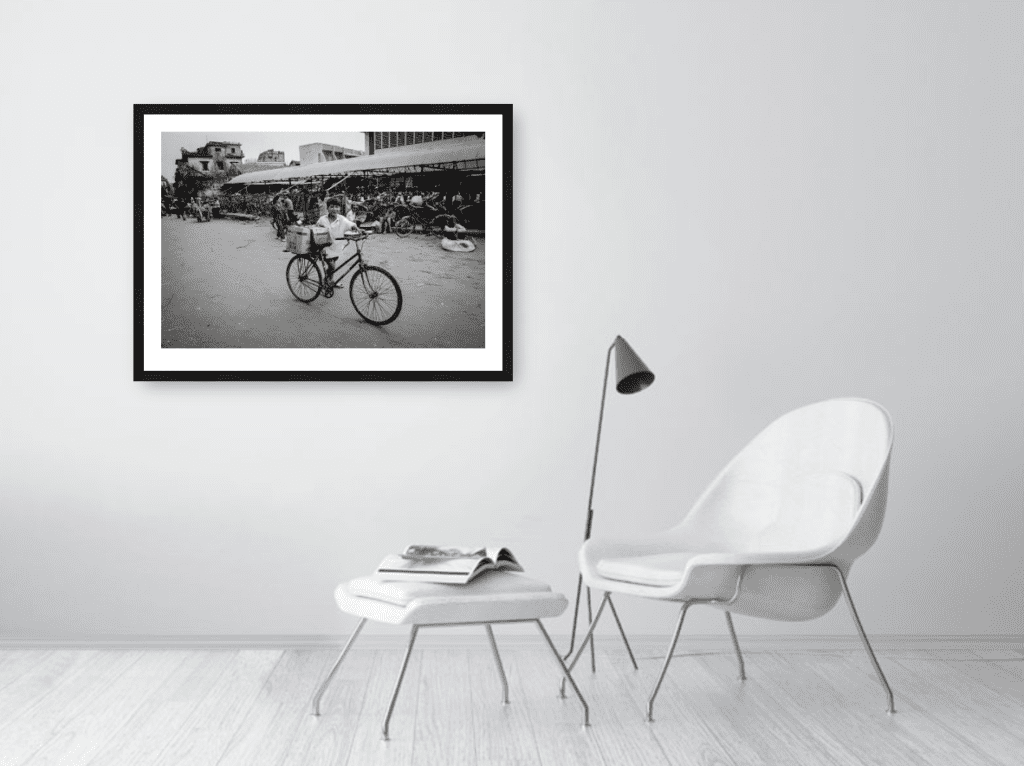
[134,104,512,381]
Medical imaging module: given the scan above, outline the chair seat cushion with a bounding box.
[596,552,700,587]
[347,570,554,607]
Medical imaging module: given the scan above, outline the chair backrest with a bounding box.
[670,399,893,571]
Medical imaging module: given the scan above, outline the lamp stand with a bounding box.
[563,342,639,672]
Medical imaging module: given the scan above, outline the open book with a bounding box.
[375,545,524,585]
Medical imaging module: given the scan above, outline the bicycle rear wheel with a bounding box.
[394,216,414,238]
[349,265,402,325]
[286,255,323,303]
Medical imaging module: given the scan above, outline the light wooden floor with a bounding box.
[0,639,1022,766]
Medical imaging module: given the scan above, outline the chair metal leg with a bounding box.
[560,592,609,698]
[585,587,596,672]
[831,565,896,714]
[484,624,509,704]
[381,625,419,740]
[536,620,590,728]
[724,611,746,681]
[647,602,690,722]
[607,595,639,670]
[311,618,367,716]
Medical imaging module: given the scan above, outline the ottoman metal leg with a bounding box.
[311,618,367,716]
[535,620,590,728]
[485,624,510,704]
[382,625,420,741]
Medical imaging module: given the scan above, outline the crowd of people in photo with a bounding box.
[163,195,220,221]
[162,176,485,234]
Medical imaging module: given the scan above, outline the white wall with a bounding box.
[0,1,1021,641]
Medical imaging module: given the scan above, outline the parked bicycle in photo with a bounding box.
[393,205,450,238]
[285,229,403,326]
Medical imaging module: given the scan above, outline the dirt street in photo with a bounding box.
[160,217,485,348]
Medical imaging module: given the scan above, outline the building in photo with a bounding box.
[299,142,364,165]
[240,150,287,174]
[176,141,245,172]
[258,149,285,164]
[365,132,484,155]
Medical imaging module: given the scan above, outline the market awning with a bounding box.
[221,136,485,191]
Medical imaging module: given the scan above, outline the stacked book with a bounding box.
[375,545,523,585]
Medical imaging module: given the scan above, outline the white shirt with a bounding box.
[316,213,357,240]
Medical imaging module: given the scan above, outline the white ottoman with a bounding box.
[311,570,590,738]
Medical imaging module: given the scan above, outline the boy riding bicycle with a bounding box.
[316,197,360,278]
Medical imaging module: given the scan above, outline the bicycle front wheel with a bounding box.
[286,255,323,303]
[349,265,402,325]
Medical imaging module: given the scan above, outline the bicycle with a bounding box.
[393,206,447,238]
[272,209,294,240]
[285,230,403,326]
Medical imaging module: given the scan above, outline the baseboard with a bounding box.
[1,634,1021,650]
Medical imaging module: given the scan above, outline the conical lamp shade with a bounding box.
[613,336,655,394]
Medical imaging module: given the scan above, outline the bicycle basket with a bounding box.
[310,226,332,247]
[286,226,311,255]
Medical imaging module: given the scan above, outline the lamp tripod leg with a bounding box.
[563,573,584,661]
[560,592,609,698]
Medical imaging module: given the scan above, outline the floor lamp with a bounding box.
[564,335,655,672]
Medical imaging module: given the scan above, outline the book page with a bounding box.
[401,545,489,561]
[485,547,522,571]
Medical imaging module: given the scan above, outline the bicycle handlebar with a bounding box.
[307,229,372,251]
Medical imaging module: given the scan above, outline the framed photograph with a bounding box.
[134,104,511,381]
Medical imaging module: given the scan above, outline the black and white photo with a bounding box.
[135,104,511,381]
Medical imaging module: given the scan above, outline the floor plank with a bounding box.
[969,647,1024,675]
[0,653,52,696]
[342,641,422,766]
[823,651,1001,766]
[467,642,544,766]
[0,642,1021,766]
[754,650,939,766]
[574,646,677,766]
[0,651,143,766]
[148,650,284,766]
[411,646,477,766]
[279,647,378,766]
[609,640,743,766]
[23,651,188,766]
[0,652,79,728]
[215,649,328,766]
[888,652,1024,765]
[80,650,238,766]
[512,638,608,766]
[671,648,851,766]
